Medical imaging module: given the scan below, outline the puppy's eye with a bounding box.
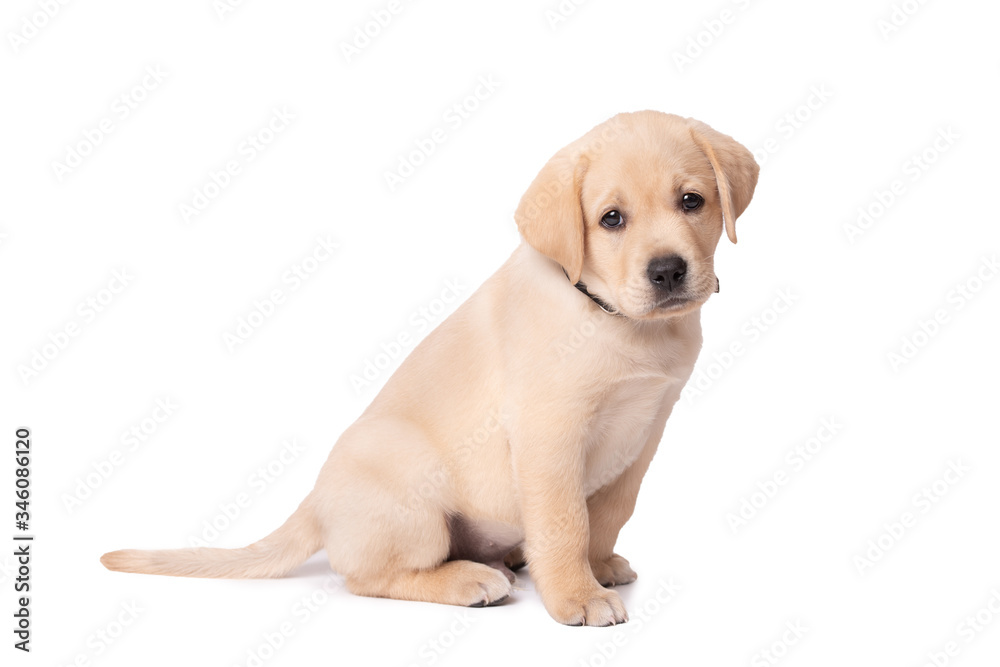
[681,193,704,211]
[600,210,624,229]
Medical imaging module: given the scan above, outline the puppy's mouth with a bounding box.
[630,288,714,319]
[634,295,701,319]
[653,296,694,311]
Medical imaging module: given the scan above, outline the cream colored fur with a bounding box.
[102,111,759,626]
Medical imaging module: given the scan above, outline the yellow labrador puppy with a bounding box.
[103,110,758,626]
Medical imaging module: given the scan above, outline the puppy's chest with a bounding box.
[581,376,673,496]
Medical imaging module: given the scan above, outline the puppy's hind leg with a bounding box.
[330,504,512,607]
[349,560,513,608]
[317,423,512,608]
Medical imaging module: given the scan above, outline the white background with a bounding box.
[2,0,999,665]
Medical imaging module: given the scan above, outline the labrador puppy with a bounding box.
[102,110,759,626]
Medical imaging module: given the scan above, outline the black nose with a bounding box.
[647,255,687,292]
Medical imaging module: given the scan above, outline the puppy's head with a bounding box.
[515,111,758,320]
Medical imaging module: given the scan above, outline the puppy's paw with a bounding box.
[461,563,513,607]
[590,553,637,587]
[545,585,628,626]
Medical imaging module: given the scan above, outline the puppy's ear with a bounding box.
[687,119,759,244]
[514,146,588,283]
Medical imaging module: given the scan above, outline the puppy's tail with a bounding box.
[100,499,321,579]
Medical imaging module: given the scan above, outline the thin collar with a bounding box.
[564,269,626,318]
[564,271,721,318]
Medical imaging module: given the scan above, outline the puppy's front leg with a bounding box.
[588,403,673,587]
[586,440,656,587]
[514,434,628,626]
